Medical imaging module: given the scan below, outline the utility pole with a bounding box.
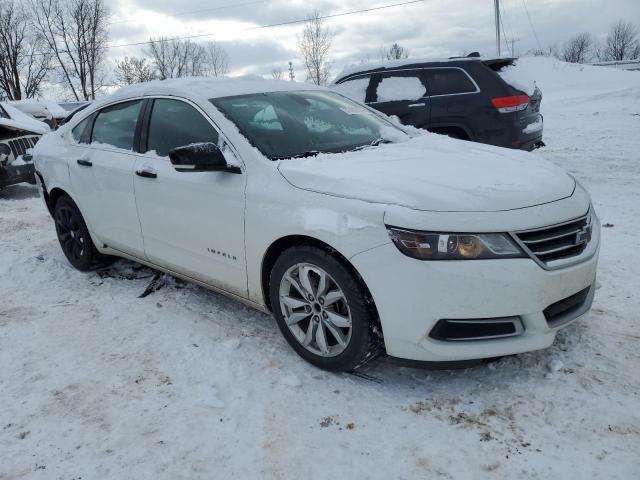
[494,0,501,56]
[288,61,295,82]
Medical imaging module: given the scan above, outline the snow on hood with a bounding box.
[278,133,575,213]
[0,102,50,134]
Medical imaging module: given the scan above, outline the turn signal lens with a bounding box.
[387,228,525,261]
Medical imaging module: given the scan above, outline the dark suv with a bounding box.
[331,55,544,150]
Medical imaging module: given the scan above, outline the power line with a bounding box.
[106,0,427,50]
[27,0,426,58]
[521,0,542,50]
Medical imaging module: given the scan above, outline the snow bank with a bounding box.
[498,56,640,104]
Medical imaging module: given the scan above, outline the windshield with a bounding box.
[210,90,406,159]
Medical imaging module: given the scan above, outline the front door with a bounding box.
[69,100,145,256]
[132,98,247,297]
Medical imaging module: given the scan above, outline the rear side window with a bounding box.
[375,74,426,102]
[91,100,142,150]
[71,116,93,143]
[146,99,219,157]
[333,77,370,103]
[425,69,477,96]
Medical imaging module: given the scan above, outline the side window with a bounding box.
[71,115,93,144]
[374,72,427,102]
[91,100,142,150]
[332,77,370,103]
[146,99,219,157]
[425,69,477,96]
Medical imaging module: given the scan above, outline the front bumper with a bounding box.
[0,161,36,188]
[351,239,599,363]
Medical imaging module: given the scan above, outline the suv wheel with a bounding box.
[269,246,379,371]
[53,195,98,271]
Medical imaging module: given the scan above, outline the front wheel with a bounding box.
[269,246,379,371]
[53,195,98,271]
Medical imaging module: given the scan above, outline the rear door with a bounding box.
[368,69,430,128]
[423,67,480,133]
[69,99,145,256]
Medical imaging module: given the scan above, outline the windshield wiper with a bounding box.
[272,150,320,160]
[352,137,391,151]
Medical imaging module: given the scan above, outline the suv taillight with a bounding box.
[491,95,529,113]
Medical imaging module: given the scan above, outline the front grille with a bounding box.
[7,136,39,160]
[514,212,592,265]
[543,286,591,327]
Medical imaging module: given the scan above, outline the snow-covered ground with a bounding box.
[1,57,639,479]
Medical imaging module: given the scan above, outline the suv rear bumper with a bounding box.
[0,162,36,188]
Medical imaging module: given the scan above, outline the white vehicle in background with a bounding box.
[0,102,49,189]
[8,99,69,129]
[32,77,599,371]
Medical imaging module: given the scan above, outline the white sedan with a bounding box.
[32,77,599,371]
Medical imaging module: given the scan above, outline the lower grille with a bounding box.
[7,136,39,160]
[514,212,592,265]
[429,317,524,341]
[543,287,591,328]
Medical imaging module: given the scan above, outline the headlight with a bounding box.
[387,227,525,260]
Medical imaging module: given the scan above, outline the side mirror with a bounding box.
[168,142,241,173]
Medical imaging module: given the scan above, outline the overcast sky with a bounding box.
[105,0,640,80]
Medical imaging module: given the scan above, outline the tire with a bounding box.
[53,195,99,271]
[269,245,379,371]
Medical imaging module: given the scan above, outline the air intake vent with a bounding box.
[429,317,524,342]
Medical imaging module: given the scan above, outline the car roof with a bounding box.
[88,76,326,112]
[332,56,516,83]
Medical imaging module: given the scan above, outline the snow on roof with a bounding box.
[89,76,325,112]
[8,99,68,119]
[0,102,51,134]
[332,55,512,83]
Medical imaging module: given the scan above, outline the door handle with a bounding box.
[76,159,92,167]
[408,103,426,108]
[136,168,157,179]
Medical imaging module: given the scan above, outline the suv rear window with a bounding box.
[425,69,476,96]
[376,74,426,102]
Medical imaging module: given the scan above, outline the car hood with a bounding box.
[277,134,575,212]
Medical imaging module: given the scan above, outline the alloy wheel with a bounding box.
[278,262,353,357]
[55,205,86,262]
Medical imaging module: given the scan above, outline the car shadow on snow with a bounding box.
[0,184,39,200]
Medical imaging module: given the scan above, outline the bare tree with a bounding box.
[298,11,333,85]
[271,67,283,80]
[202,42,229,77]
[147,37,211,79]
[561,33,593,63]
[386,43,409,60]
[115,56,156,85]
[0,0,50,100]
[29,0,109,100]
[603,20,640,61]
[526,44,560,58]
